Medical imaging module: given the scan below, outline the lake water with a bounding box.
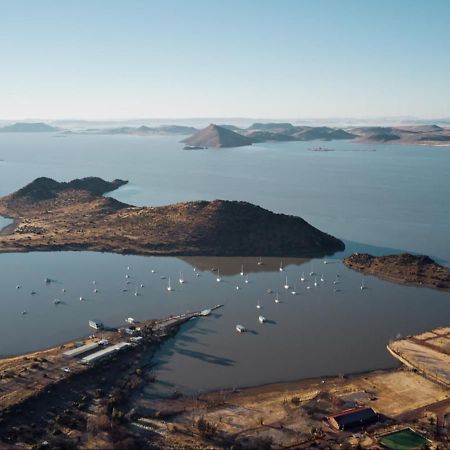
[0,133,449,395]
[0,215,13,231]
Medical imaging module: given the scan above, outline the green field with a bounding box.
[379,428,429,449]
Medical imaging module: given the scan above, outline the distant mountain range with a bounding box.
[1,121,449,147]
[181,122,450,148]
[0,122,59,133]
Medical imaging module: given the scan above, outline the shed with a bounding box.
[327,406,378,430]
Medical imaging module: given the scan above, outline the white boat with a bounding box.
[244,275,249,284]
[284,276,289,289]
[240,264,244,276]
[53,298,62,304]
[44,277,51,284]
[79,296,84,301]
[236,324,246,333]
[151,269,155,273]
[236,285,240,290]
[256,301,262,309]
[314,277,318,287]
[306,284,311,290]
[16,285,21,289]
[127,266,130,271]
[196,273,200,277]
[93,288,98,293]
[360,279,367,290]
[291,285,297,295]
[200,309,211,316]
[216,269,222,282]
[258,315,266,324]
[179,272,185,284]
[126,317,136,324]
[279,261,284,272]
[167,277,173,291]
[134,291,139,296]
[274,292,280,303]
[266,288,273,294]
[89,320,104,330]
[257,257,263,266]
[92,280,96,285]
[21,310,27,315]
[62,288,66,293]
[30,291,36,295]
[300,272,305,282]
[333,280,339,285]
[125,274,130,279]
[140,283,144,288]
[320,275,325,282]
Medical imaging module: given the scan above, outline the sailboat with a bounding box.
[167,277,173,291]
[216,269,222,282]
[258,315,266,324]
[274,292,280,303]
[360,279,367,290]
[236,285,240,290]
[257,257,263,266]
[256,301,262,309]
[240,264,244,276]
[244,275,249,284]
[320,274,325,282]
[179,272,185,284]
[300,272,305,282]
[314,277,318,287]
[291,284,297,295]
[279,260,284,272]
[284,276,289,289]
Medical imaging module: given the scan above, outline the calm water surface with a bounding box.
[0,133,449,395]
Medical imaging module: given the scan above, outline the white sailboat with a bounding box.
[256,301,262,309]
[300,272,305,282]
[360,279,367,290]
[240,264,244,276]
[257,257,263,266]
[244,275,249,284]
[279,260,284,272]
[274,292,280,303]
[216,269,222,282]
[179,272,185,284]
[258,315,266,324]
[167,277,173,291]
[284,276,289,289]
[314,277,318,287]
[236,324,246,333]
[291,284,297,295]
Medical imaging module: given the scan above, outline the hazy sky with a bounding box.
[1,0,450,120]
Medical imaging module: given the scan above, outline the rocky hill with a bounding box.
[0,177,344,257]
[182,124,254,148]
[343,253,450,291]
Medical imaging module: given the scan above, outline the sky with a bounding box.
[1,0,450,120]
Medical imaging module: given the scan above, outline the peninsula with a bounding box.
[343,252,450,291]
[0,177,344,256]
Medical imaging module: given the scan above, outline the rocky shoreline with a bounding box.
[343,252,450,291]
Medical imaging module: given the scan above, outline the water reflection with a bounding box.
[180,256,310,276]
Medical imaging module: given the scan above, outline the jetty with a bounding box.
[0,305,223,415]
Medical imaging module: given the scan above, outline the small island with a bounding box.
[343,252,450,291]
[0,177,344,257]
